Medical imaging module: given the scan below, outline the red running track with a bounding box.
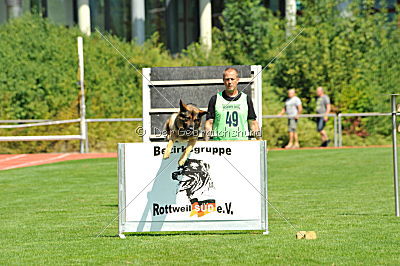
[0,153,117,171]
[0,145,391,171]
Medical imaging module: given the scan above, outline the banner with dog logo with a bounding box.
[118,141,268,234]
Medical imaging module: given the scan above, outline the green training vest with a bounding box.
[213,91,249,140]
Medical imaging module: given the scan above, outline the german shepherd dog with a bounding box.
[163,100,207,166]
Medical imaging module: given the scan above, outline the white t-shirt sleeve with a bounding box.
[295,97,302,106]
[324,96,330,105]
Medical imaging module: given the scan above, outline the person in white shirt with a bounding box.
[278,89,303,148]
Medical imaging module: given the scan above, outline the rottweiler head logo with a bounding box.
[172,159,216,217]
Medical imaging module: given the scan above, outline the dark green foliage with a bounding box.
[0,15,78,120]
[217,0,272,65]
[253,0,399,143]
[0,14,217,124]
[265,0,400,115]
[1,3,400,152]
[0,14,227,153]
[217,0,400,145]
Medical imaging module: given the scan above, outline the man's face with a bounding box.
[288,90,295,98]
[223,70,239,93]
[316,87,323,96]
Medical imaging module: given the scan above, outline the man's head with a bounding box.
[288,89,296,98]
[223,67,239,94]
[316,87,324,97]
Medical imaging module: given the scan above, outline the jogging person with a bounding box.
[316,86,331,147]
[204,67,261,141]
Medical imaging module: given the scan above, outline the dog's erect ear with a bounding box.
[179,99,188,112]
[199,110,208,117]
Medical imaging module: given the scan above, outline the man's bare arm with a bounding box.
[324,104,331,121]
[204,119,213,141]
[298,104,303,114]
[295,104,303,119]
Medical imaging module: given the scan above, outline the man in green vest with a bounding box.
[204,67,261,141]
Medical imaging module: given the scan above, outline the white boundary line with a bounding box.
[2,154,71,170]
[0,154,27,163]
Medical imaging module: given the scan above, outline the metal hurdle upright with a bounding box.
[389,94,399,217]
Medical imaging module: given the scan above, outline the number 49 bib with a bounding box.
[213,91,249,140]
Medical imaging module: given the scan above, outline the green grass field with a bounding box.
[1,148,399,264]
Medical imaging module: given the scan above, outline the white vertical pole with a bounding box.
[334,115,338,147]
[262,141,269,235]
[338,114,342,147]
[77,37,88,153]
[142,68,151,143]
[285,0,296,37]
[131,0,146,44]
[199,0,212,51]
[391,94,399,216]
[5,0,22,19]
[78,0,91,36]
[251,65,262,130]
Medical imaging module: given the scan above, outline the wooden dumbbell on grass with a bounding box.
[296,231,317,240]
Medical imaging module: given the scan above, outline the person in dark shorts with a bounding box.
[316,87,331,147]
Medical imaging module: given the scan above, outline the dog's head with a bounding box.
[175,100,207,133]
[172,159,211,195]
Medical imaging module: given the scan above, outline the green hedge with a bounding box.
[1,4,399,152]
[221,0,400,146]
[0,14,227,153]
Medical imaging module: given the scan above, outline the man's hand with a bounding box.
[296,104,303,120]
[204,119,213,141]
[249,120,262,140]
[324,104,331,122]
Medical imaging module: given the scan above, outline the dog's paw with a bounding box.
[178,158,186,166]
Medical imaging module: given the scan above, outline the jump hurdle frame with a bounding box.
[117,66,267,237]
[141,65,263,142]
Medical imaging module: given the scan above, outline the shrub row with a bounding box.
[1,2,399,152]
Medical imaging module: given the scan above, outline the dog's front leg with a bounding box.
[163,139,174,159]
[178,139,196,166]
